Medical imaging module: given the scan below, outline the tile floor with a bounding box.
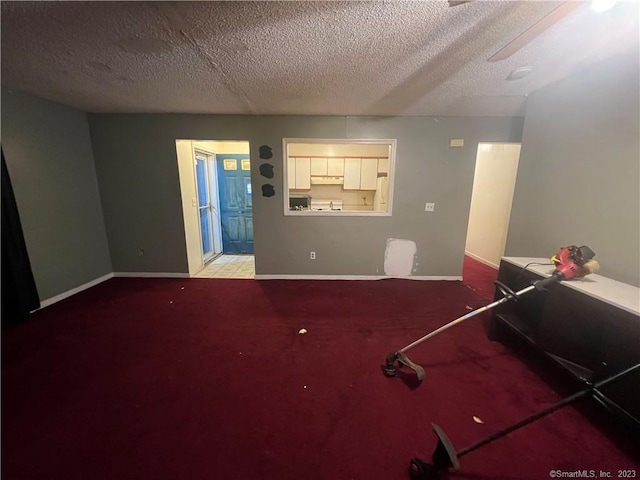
[194,254,255,279]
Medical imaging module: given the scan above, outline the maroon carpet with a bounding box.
[2,276,637,480]
[463,255,499,301]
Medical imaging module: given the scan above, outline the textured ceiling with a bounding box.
[1,1,638,116]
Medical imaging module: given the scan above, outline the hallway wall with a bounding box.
[505,48,640,286]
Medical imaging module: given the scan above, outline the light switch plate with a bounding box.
[425,202,435,212]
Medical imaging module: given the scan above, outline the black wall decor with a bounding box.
[259,163,274,179]
[259,145,273,159]
[261,184,275,197]
[259,145,275,197]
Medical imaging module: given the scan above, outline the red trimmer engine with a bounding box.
[535,245,599,289]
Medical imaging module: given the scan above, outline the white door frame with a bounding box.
[208,153,223,256]
[176,139,251,276]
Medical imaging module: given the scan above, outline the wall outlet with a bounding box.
[310,251,316,260]
[425,202,435,212]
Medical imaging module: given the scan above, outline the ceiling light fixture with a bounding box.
[591,0,617,13]
[506,66,533,81]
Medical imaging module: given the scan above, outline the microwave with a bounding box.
[289,195,311,210]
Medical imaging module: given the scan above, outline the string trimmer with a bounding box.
[407,363,640,479]
[383,245,600,381]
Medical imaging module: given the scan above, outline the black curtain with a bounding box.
[2,147,40,325]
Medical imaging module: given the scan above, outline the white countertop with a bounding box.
[502,257,640,316]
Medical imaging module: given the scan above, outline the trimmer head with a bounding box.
[408,458,438,480]
[384,351,426,380]
[431,423,460,470]
[407,424,460,480]
[383,352,399,377]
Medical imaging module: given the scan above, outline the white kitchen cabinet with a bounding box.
[343,158,361,190]
[343,158,378,190]
[327,158,344,176]
[377,157,390,174]
[288,157,311,190]
[287,158,296,189]
[310,157,327,176]
[295,157,311,189]
[311,157,344,177]
[360,158,378,190]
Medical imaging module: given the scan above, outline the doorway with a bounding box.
[464,143,521,268]
[215,154,254,254]
[176,140,254,277]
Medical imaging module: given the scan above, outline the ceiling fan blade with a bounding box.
[488,1,584,62]
[448,1,471,6]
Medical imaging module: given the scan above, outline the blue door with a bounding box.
[217,154,254,254]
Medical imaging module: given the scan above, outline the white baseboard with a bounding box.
[254,274,462,281]
[37,273,115,310]
[114,272,191,278]
[464,251,499,269]
[37,272,192,311]
[34,271,460,310]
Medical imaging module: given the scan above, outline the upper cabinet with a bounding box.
[310,157,327,176]
[284,139,396,216]
[361,158,378,190]
[327,158,345,176]
[344,158,378,190]
[288,157,311,190]
[377,157,390,174]
[291,155,383,190]
[343,158,361,190]
[310,157,345,177]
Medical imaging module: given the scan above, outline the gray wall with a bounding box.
[5,42,635,300]
[1,88,112,300]
[505,47,640,286]
[87,114,523,276]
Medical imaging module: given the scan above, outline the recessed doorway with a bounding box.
[176,140,254,277]
[464,142,521,269]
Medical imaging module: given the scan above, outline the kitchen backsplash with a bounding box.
[308,184,375,208]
